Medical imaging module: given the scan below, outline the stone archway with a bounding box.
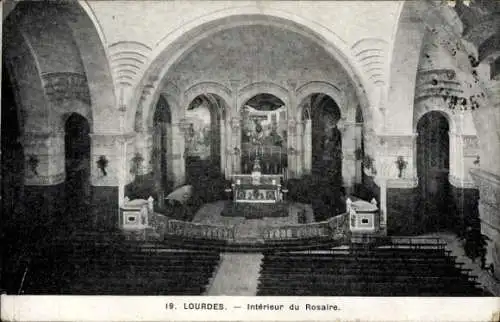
[416,111,451,232]
[64,113,91,228]
[131,11,373,137]
[240,93,288,175]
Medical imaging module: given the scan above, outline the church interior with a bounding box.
[2,0,500,296]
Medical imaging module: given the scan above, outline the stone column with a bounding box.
[230,117,241,174]
[303,119,312,175]
[224,119,232,179]
[354,122,364,184]
[22,131,66,186]
[22,131,66,223]
[341,121,356,194]
[220,118,226,177]
[90,132,135,229]
[170,122,186,186]
[449,130,465,185]
[375,134,419,234]
[135,129,154,176]
[296,121,304,177]
[287,118,298,178]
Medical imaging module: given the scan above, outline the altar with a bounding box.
[231,158,283,204]
[222,159,288,218]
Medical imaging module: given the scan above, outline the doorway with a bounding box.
[64,113,91,227]
[417,111,450,231]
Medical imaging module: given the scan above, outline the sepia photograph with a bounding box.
[1,0,499,321]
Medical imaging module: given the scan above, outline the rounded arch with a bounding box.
[62,2,117,126]
[3,2,117,133]
[413,97,456,134]
[183,81,232,119]
[296,81,347,120]
[128,10,372,132]
[238,81,290,112]
[146,92,180,130]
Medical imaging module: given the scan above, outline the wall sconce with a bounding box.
[395,156,407,178]
[28,155,39,176]
[97,155,109,176]
[130,152,144,175]
[233,147,240,155]
[473,155,480,166]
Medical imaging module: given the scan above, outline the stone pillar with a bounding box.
[354,122,363,184]
[303,119,312,175]
[287,118,298,178]
[296,121,304,177]
[341,121,356,194]
[230,117,241,174]
[470,169,500,280]
[90,132,135,229]
[375,134,419,234]
[170,122,185,187]
[220,118,226,177]
[22,131,66,225]
[224,119,232,179]
[379,179,387,234]
[134,129,154,176]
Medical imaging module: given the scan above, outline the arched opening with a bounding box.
[152,96,172,210]
[185,94,223,181]
[417,111,450,231]
[184,94,227,206]
[64,113,91,227]
[295,93,345,221]
[1,65,25,225]
[311,94,342,181]
[241,93,287,175]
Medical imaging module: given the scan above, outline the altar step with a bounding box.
[205,253,263,295]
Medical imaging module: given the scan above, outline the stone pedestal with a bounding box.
[470,168,500,280]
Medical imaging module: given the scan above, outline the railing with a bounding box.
[163,219,236,241]
[350,235,447,249]
[152,212,349,243]
[262,214,348,240]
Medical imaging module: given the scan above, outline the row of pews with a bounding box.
[17,231,221,295]
[257,245,489,296]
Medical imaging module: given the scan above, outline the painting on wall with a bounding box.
[185,104,212,160]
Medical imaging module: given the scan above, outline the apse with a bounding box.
[241,93,287,174]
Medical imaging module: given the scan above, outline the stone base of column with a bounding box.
[90,186,119,230]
